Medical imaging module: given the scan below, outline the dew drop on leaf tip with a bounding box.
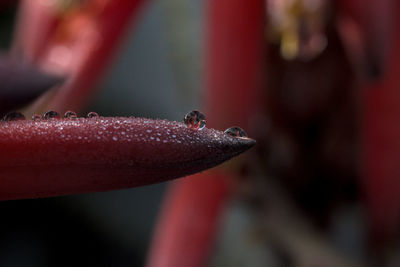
[183,110,206,130]
[43,110,60,119]
[224,126,248,138]
[32,114,41,121]
[3,111,25,121]
[64,111,77,119]
[87,112,99,118]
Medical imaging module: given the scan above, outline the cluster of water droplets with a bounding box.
[0,109,253,169]
[3,109,249,139]
[2,109,250,151]
[1,111,102,122]
[183,110,248,138]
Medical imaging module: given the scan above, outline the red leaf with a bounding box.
[0,116,254,200]
[146,171,230,267]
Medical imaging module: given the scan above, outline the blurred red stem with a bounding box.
[146,172,230,267]
[363,4,400,242]
[146,1,265,266]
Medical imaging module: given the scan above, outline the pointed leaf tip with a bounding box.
[0,116,255,200]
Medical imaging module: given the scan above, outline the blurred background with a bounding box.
[0,0,400,266]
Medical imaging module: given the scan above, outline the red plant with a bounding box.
[0,116,254,200]
[4,0,400,266]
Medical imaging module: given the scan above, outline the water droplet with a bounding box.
[224,126,248,138]
[183,110,206,130]
[32,114,41,121]
[87,112,99,118]
[3,111,25,121]
[64,111,77,119]
[43,110,60,119]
